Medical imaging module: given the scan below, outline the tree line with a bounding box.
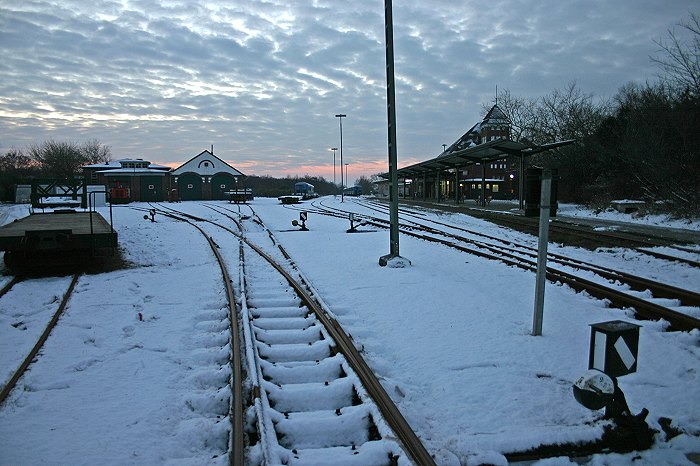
[0,139,111,201]
[488,12,699,217]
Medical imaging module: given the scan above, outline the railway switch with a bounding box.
[573,369,615,410]
[573,320,653,451]
[588,320,640,378]
[143,209,156,222]
[291,211,308,231]
[347,213,366,233]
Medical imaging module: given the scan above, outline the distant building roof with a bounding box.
[438,104,511,158]
[83,159,170,170]
[171,150,244,177]
[96,168,168,176]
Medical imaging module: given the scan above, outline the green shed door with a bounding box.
[178,173,202,200]
[140,176,163,202]
[211,173,237,200]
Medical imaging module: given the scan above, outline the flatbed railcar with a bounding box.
[0,210,117,268]
[225,188,254,204]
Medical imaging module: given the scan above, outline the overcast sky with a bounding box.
[0,1,697,182]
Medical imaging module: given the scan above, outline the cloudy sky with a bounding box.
[0,1,697,182]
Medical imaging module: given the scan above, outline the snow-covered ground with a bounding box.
[0,198,698,465]
[557,203,700,231]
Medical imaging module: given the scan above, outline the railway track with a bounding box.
[382,198,700,267]
[148,203,436,465]
[286,197,700,332]
[0,274,80,406]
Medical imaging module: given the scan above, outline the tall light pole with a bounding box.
[335,114,346,202]
[330,147,338,190]
[379,0,409,267]
[344,163,349,189]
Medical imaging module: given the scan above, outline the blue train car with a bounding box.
[294,182,318,199]
[343,185,362,196]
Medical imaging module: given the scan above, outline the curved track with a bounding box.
[391,198,700,266]
[0,274,80,406]
[283,197,700,332]
[147,203,436,465]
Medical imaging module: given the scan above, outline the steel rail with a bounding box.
[142,205,245,466]
[206,235,245,466]
[238,218,437,466]
[176,203,437,466]
[472,210,700,267]
[389,216,700,309]
[0,274,79,406]
[0,276,21,299]
[383,202,700,306]
[366,197,700,267]
[318,199,700,330]
[371,221,700,332]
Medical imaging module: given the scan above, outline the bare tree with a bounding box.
[81,139,112,165]
[0,147,40,201]
[0,147,35,171]
[652,12,700,96]
[355,175,373,195]
[533,81,610,143]
[28,139,111,178]
[481,89,539,142]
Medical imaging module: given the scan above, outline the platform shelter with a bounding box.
[386,138,574,208]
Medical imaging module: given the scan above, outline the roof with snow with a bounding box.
[438,104,511,158]
[96,168,168,176]
[83,159,170,170]
[385,138,575,179]
[171,150,244,177]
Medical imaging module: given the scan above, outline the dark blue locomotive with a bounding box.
[343,185,362,196]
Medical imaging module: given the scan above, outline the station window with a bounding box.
[220,184,226,189]
[477,184,482,189]
[493,185,499,193]
[204,162,209,167]
[471,184,476,189]
[91,171,97,182]
[187,184,193,189]
[148,184,154,190]
[486,184,490,189]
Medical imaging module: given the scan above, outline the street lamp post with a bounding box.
[344,163,349,189]
[330,147,338,190]
[335,114,346,202]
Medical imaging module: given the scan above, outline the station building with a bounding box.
[381,103,573,207]
[443,104,517,201]
[82,149,246,203]
[171,149,245,201]
[426,103,517,201]
[82,159,171,203]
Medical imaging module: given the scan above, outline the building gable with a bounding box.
[439,104,512,158]
[172,150,245,177]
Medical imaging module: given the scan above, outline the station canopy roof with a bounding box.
[382,138,575,179]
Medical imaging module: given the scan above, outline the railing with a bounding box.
[88,190,116,252]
